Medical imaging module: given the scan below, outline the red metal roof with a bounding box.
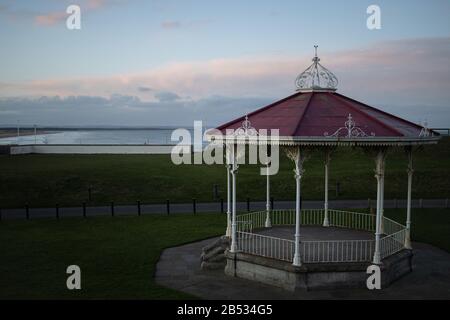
[217,91,426,138]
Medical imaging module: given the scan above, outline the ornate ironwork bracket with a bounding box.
[284,147,306,179]
[419,121,433,138]
[233,115,258,137]
[324,114,375,138]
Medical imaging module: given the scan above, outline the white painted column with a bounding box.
[380,166,385,234]
[373,149,385,265]
[323,150,331,227]
[292,149,304,267]
[265,165,272,228]
[226,163,232,237]
[405,148,413,249]
[285,147,305,267]
[230,147,238,253]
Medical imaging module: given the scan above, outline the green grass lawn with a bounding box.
[0,137,449,208]
[0,213,226,299]
[384,208,450,253]
[0,208,448,299]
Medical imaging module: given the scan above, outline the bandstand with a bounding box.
[211,47,440,291]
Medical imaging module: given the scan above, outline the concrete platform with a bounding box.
[226,226,410,291]
[224,247,412,291]
[155,234,450,299]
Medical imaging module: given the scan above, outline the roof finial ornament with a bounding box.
[295,45,338,92]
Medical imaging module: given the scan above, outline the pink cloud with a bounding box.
[86,0,106,9]
[34,0,111,27]
[34,11,66,26]
[1,38,449,108]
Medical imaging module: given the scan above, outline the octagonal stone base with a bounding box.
[224,249,413,291]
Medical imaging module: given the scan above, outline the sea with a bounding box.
[0,128,196,145]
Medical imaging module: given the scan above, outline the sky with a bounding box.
[0,0,449,127]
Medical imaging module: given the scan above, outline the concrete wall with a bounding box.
[0,145,12,154]
[225,250,413,291]
[9,144,191,155]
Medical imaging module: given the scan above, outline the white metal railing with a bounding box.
[237,231,294,262]
[329,209,376,231]
[382,216,405,235]
[380,229,407,259]
[302,209,326,225]
[271,208,326,226]
[238,209,375,231]
[236,210,266,231]
[235,209,406,264]
[271,209,295,226]
[301,239,375,263]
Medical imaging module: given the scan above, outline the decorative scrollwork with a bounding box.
[284,146,300,163]
[324,114,375,138]
[225,144,246,166]
[419,121,432,138]
[233,115,258,137]
[284,147,306,178]
[295,45,338,91]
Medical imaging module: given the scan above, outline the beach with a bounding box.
[0,129,51,139]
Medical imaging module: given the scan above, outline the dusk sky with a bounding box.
[0,0,449,127]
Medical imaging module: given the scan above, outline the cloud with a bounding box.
[0,3,35,22]
[161,19,212,29]
[2,92,448,128]
[1,37,449,126]
[35,11,67,26]
[4,37,450,105]
[137,86,153,92]
[0,0,115,27]
[161,21,181,29]
[0,94,272,127]
[86,0,106,9]
[154,91,181,102]
[328,37,450,107]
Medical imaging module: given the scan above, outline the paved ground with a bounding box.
[155,228,450,300]
[1,198,448,220]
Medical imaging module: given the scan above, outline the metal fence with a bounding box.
[237,232,294,262]
[380,229,407,259]
[431,128,450,136]
[383,216,405,234]
[329,209,376,231]
[301,239,374,263]
[237,209,376,232]
[236,209,406,264]
[236,210,266,231]
[379,217,407,259]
